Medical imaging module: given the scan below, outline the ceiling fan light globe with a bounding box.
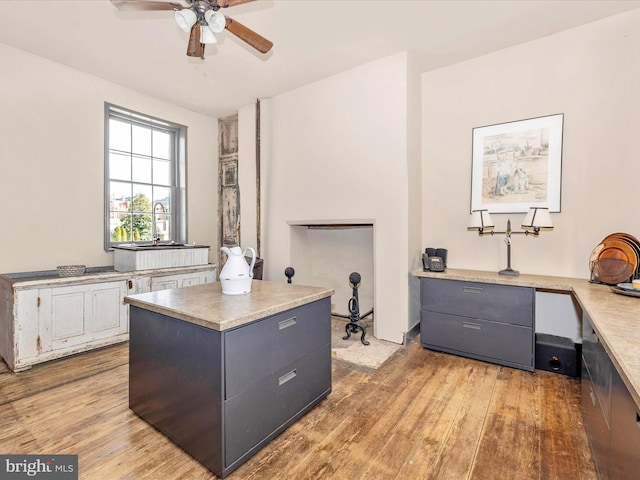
[175,9,197,33]
[204,10,226,33]
[200,25,217,44]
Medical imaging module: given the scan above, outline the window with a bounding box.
[104,104,187,250]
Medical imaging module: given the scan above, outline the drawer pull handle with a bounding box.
[463,287,482,295]
[279,369,297,386]
[462,322,481,331]
[279,317,297,330]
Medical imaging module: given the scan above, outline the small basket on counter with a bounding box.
[57,265,86,277]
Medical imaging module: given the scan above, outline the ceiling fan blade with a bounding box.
[186,24,205,59]
[111,0,185,11]
[220,0,256,7]
[225,17,273,54]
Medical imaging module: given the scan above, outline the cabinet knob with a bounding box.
[128,280,133,290]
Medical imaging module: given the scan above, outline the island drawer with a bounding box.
[421,278,534,327]
[421,311,534,369]
[224,298,331,399]
[224,343,331,467]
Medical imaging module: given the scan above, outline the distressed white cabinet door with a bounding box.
[48,282,128,351]
[15,288,45,361]
[150,270,214,291]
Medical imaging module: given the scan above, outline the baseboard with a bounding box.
[403,322,420,346]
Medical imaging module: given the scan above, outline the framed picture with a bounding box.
[471,113,563,213]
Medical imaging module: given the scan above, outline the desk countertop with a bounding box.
[124,280,334,332]
[412,268,640,410]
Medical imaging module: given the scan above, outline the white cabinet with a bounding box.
[150,269,216,291]
[0,265,216,372]
[10,280,129,372]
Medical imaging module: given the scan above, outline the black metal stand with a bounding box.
[284,267,295,284]
[334,272,372,346]
[499,235,519,276]
[498,219,519,276]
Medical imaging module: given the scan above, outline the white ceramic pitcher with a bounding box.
[220,246,256,295]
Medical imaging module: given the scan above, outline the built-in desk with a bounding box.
[412,268,640,479]
[412,268,640,409]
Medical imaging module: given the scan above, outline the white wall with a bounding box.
[0,44,218,273]
[422,10,640,279]
[261,52,421,344]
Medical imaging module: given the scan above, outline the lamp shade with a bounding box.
[200,24,217,44]
[205,10,226,33]
[468,210,495,231]
[175,9,197,33]
[521,207,553,230]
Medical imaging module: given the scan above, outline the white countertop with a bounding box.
[124,280,334,332]
[412,268,640,410]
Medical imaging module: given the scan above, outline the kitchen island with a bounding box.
[124,280,334,478]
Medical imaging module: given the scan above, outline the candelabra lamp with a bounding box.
[468,207,553,276]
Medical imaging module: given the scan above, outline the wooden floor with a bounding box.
[0,339,596,480]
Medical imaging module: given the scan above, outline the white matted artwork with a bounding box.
[471,113,563,213]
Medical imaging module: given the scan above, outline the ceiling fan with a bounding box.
[111,0,273,58]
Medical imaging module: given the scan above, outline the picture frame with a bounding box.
[470,113,564,213]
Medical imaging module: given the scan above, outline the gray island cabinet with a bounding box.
[124,280,334,478]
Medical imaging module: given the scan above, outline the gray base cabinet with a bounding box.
[128,298,331,478]
[419,278,535,371]
[581,313,640,479]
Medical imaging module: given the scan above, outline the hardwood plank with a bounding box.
[0,339,596,480]
[471,367,543,479]
[538,371,597,480]
[400,354,502,480]
[0,342,128,405]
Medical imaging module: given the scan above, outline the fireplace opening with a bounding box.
[289,222,374,335]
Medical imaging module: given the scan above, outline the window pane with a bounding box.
[153,159,171,186]
[130,186,153,213]
[155,213,171,241]
[132,125,152,156]
[153,187,171,213]
[110,216,131,242]
[132,155,152,183]
[132,213,152,241]
[153,206,170,241]
[110,181,132,203]
[153,131,171,160]
[109,119,130,151]
[109,152,131,181]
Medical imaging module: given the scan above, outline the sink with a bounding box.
[127,243,186,249]
[113,243,210,271]
[114,243,207,250]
